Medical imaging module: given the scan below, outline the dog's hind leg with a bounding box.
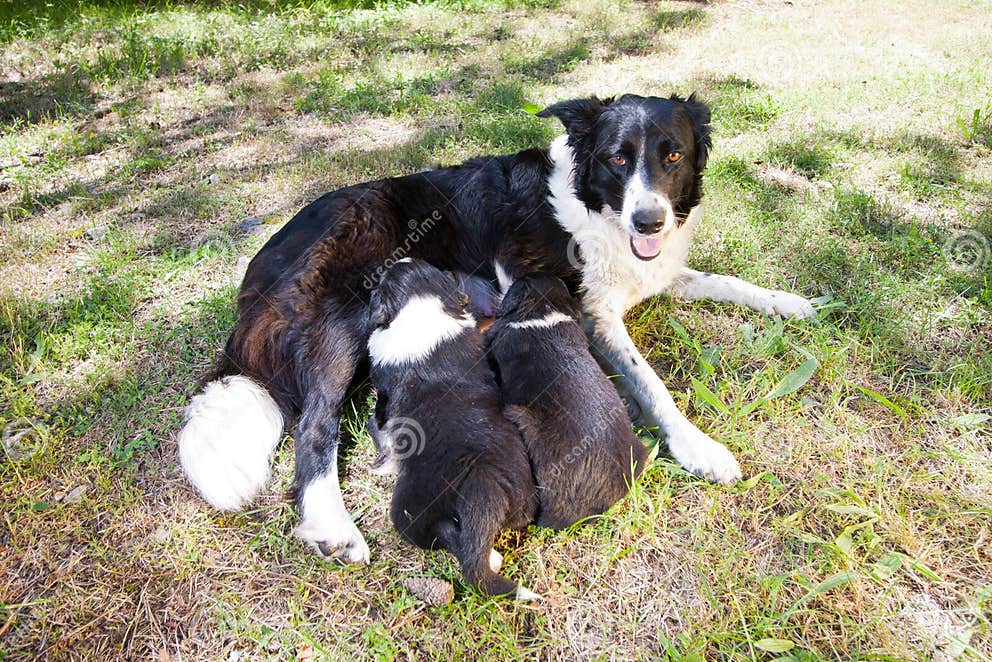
[292,325,371,565]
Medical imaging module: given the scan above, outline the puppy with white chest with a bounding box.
[488,274,649,530]
[366,259,539,599]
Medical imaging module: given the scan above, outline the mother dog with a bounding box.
[178,94,814,563]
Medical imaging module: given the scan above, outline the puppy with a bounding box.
[366,259,539,599]
[488,274,649,530]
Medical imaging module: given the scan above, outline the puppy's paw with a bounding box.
[664,423,742,485]
[489,549,503,573]
[516,586,543,602]
[295,513,371,565]
[751,289,816,319]
[369,452,399,476]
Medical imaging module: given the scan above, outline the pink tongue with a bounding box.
[631,235,663,259]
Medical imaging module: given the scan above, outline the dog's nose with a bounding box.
[632,209,664,235]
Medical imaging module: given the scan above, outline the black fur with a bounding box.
[366,260,537,596]
[488,274,648,529]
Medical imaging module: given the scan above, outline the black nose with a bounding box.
[632,209,664,235]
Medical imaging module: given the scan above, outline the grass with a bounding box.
[2,0,991,659]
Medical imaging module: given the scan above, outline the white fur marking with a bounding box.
[619,160,675,236]
[368,295,475,366]
[546,135,702,316]
[506,311,573,330]
[295,464,371,564]
[178,375,283,511]
[493,260,513,296]
[516,586,542,602]
[671,268,815,319]
[489,548,503,573]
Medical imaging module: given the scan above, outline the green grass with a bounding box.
[2,0,991,659]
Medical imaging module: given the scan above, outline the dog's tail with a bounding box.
[178,375,284,510]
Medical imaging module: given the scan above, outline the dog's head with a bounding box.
[497,273,582,323]
[368,259,470,329]
[538,93,711,261]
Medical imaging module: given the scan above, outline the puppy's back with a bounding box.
[490,285,647,530]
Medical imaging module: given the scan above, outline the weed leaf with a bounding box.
[765,358,818,401]
[755,639,796,653]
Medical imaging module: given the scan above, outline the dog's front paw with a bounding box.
[295,512,371,565]
[664,422,742,485]
[751,289,815,319]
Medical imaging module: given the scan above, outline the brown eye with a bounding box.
[609,154,626,166]
[666,151,683,164]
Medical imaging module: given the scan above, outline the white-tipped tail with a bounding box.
[178,375,283,510]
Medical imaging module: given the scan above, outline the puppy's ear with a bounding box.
[537,97,610,141]
[368,288,390,328]
[681,93,712,170]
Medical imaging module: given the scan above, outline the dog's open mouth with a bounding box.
[630,235,664,261]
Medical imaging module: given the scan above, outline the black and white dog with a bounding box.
[488,274,648,529]
[365,259,538,598]
[178,94,814,564]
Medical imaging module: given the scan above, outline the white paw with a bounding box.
[295,514,371,565]
[516,586,543,602]
[752,289,815,319]
[295,470,371,565]
[664,422,742,485]
[489,549,504,573]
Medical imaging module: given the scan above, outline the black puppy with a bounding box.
[488,274,649,530]
[366,259,539,599]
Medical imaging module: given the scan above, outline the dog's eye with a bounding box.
[666,151,683,164]
[608,154,626,166]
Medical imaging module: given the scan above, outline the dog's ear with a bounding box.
[537,97,609,141]
[368,288,390,328]
[682,93,712,170]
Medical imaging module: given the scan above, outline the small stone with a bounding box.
[237,216,264,233]
[84,226,108,241]
[63,485,88,504]
[403,576,454,606]
[235,255,251,274]
[206,173,220,184]
[124,212,146,222]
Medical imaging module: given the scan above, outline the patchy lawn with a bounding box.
[1,0,990,659]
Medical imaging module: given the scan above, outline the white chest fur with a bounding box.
[545,135,702,317]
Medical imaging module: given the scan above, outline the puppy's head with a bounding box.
[497,273,581,323]
[538,93,711,261]
[368,259,469,330]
